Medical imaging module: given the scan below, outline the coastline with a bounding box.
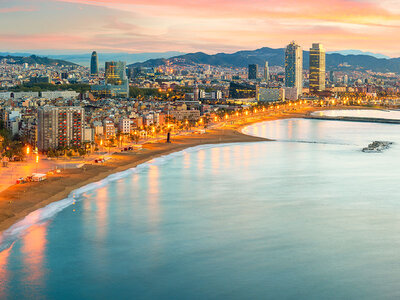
[0,106,343,233]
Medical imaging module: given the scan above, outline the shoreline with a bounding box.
[0,106,355,234]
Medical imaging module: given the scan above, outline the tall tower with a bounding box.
[309,43,326,93]
[248,64,258,80]
[264,61,269,82]
[285,41,303,97]
[90,51,99,76]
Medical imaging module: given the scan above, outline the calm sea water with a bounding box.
[2,110,400,299]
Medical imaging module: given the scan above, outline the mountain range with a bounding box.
[0,54,76,66]
[130,47,400,74]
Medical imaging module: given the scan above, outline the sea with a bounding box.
[1,109,400,299]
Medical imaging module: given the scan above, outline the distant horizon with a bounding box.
[0,48,394,59]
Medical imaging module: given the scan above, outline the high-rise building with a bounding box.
[92,61,129,98]
[264,61,269,82]
[343,75,349,85]
[105,61,127,85]
[309,43,326,92]
[248,64,258,80]
[37,106,85,151]
[90,51,99,75]
[329,71,335,83]
[285,41,303,97]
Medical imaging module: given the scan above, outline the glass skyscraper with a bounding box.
[248,64,258,80]
[105,61,128,86]
[90,51,99,76]
[91,61,129,98]
[285,41,303,98]
[309,43,326,92]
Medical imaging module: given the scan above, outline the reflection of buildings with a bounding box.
[91,61,129,98]
[229,82,256,99]
[0,245,12,299]
[285,41,303,98]
[22,221,48,293]
[309,43,326,92]
[37,106,85,151]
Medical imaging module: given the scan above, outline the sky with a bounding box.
[1,0,400,56]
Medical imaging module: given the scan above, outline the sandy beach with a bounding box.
[0,107,333,233]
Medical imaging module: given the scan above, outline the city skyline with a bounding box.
[1,0,400,56]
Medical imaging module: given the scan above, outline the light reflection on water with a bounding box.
[1,112,400,299]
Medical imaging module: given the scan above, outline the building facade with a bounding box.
[285,41,303,98]
[37,106,85,151]
[91,61,129,98]
[248,64,258,80]
[309,43,326,92]
[229,82,257,99]
[257,87,285,102]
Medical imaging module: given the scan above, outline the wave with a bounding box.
[0,143,229,252]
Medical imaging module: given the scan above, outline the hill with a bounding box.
[0,51,185,66]
[130,47,400,73]
[0,55,77,66]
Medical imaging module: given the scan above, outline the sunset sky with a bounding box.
[1,0,400,56]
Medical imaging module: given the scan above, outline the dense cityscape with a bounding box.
[0,42,399,171]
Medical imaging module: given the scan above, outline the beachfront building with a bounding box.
[170,104,201,121]
[285,41,303,98]
[309,43,326,93]
[257,87,285,102]
[37,106,85,151]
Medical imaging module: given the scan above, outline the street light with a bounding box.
[35,154,39,173]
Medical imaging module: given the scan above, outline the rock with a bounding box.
[362,141,393,153]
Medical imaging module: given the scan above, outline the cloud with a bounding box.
[0,5,37,13]
[1,0,400,56]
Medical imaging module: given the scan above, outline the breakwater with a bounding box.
[306,115,400,124]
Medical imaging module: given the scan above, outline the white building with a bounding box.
[83,127,95,142]
[12,92,39,99]
[40,91,79,99]
[119,118,131,134]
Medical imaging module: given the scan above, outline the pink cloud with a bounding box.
[0,6,37,13]
[1,0,400,56]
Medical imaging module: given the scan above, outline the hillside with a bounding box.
[0,55,77,66]
[130,47,400,73]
